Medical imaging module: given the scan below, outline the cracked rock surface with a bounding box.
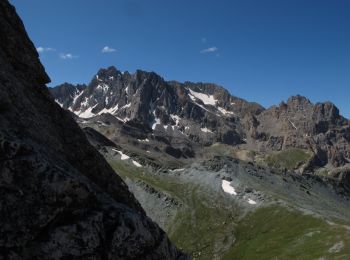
[0,1,186,259]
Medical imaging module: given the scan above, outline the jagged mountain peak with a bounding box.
[286,95,312,109]
[269,95,344,124]
[313,101,340,120]
[53,82,86,94]
[97,65,119,75]
[52,65,254,120]
[51,66,259,147]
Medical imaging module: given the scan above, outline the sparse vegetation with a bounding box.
[108,159,239,258]
[224,206,350,259]
[108,159,350,260]
[265,148,311,170]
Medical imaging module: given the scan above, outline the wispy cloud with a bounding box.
[36,46,56,53]
[200,47,218,54]
[102,46,117,53]
[201,37,207,43]
[60,53,78,60]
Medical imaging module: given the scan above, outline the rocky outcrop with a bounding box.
[252,95,350,169]
[330,167,350,190]
[0,1,185,259]
[50,83,87,108]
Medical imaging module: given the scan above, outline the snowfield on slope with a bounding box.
[188,89,217,106]
[112,149,130,160]
[132,160,142,167]
[222,180,237,195]
[248,199,257,205]
[112,149,142,167]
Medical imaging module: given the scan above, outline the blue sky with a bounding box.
[10,0,350,118]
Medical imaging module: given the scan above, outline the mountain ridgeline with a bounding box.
[51,66,350,184]
[51,66,264,146]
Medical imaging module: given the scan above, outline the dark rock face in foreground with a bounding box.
[0,1,185,259]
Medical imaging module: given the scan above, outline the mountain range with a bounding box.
[51,66,350,186]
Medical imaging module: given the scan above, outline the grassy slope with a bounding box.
[108,159,350,259]
[265,148,311,170]
[224,206,350,259]
[108,159,238,258]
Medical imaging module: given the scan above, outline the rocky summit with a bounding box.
[51,66,263,149]
[0,1,186,259]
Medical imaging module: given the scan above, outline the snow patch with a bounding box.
[121,103,131,109]
[152,118,161,130]
[247,199,257,205]
[150,103,161,130]
[98,104,119,115]
[96,84,109,93]
[138,138,150,142]
[55,99,64,107]
[116,116,127,122]
[132,160,142,167]
[222,180,237,195]
[187,94,213,113]
[112,149,130,160]
[218,107,235,116]
[188,89,217,106]
[96,121,108,126]
[172,168,185,172]
[170,114,181,125]
[96,75,102,81]
[72,90,84,105]
[288,119,297,130]
[201,127,213,133]
[81,97,90,108]
[165,125,176,131]
[78,104,98,118]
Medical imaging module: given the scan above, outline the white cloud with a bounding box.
[200,47,218,54]
[102,46,117,53]
[60,53,78,60]
[36,47,56,53]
